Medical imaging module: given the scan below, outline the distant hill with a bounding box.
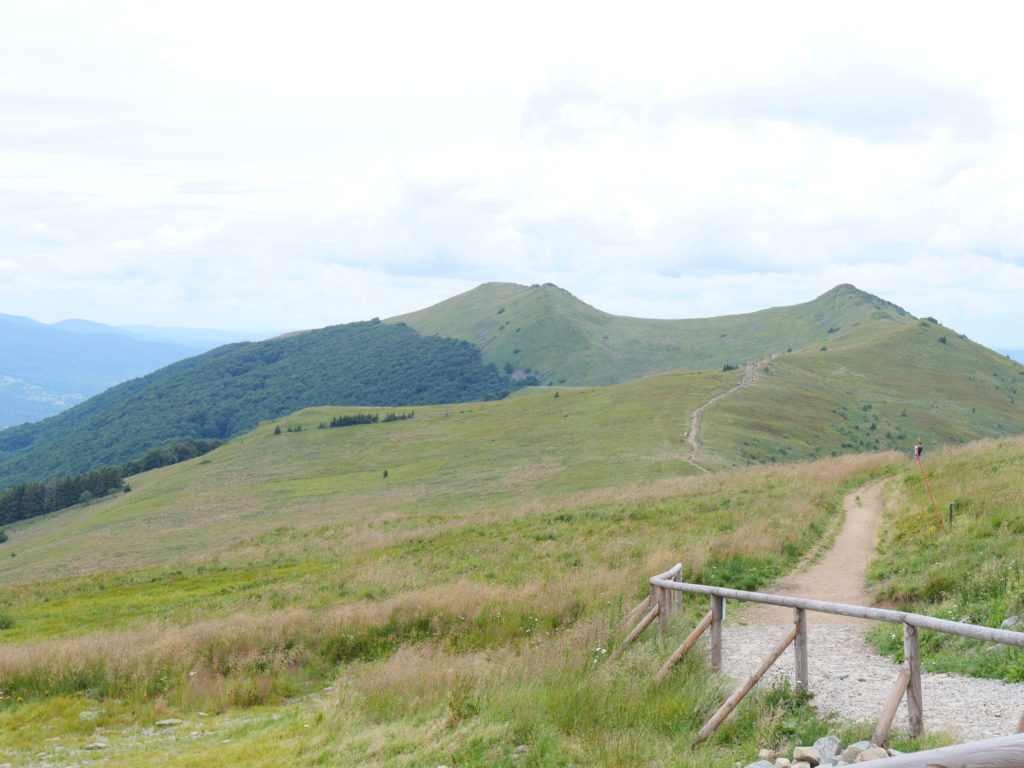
[387,282,916,385]
[0,320,519,486]
[0,314,203,428]
[54,319,278,349]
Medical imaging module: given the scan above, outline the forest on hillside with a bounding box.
[0,320,531,487]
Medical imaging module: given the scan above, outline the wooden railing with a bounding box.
[614,564,1024,749]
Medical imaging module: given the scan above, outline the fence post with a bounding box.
[794,607,808,692]
[904,623,923,737]
[711,595,725,674]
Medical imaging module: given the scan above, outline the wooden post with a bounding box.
[793,607,808,693]
[904,623,923,737]
[710,595,725,674]
[672,568,683,611]
[657,585,670,634]
[653,610,713,684]
[609,604,660,661]
[620,595,651,628]
[872,665,910,746]
[694,624,798,745]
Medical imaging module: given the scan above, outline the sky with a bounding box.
[2,1,1023,347]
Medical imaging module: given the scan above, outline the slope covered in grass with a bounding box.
[695,318,1024,469]
[0,427,902,766]
[388,282,917,386]
[866,436,1024,680]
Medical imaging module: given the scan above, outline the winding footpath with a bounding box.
[720,482,1024,741]
[684,354,779,473]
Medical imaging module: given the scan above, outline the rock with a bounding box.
[155,718,184,727]
[84,742,109,750]
[793,746,821,766]
[792,762,812,768]
[775,759,792,768]
[759,748,776,759]
[840,742,870,763]
[856,746,889,761]
[743,761,774,768]
[1001,616,1019,629]
[814,735,840,764]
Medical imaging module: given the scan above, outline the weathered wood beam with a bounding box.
[872,733,1024,768]
[653,609,713,685]
[694,624,798,745]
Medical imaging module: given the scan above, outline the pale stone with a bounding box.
[793,746,821,766]
[743,761,774,768]
[814,735,840,764]
[792,762,812,768]
[759,748,776,759]
[775,759,792,768]
[84,742,108,750]
[856,746,889,762]
[155,718,184,727]
[840,742,870,763]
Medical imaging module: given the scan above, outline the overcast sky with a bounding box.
[2,1,1022,347]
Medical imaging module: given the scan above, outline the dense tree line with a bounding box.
[0,439,221,526]
[0,321,524,486]
[321,411,414,428]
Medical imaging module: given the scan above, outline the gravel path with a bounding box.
[717,481,1024,742]
[720,622,1024,741]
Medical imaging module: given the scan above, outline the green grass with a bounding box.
[0,394,904,765]
[388,282,920,387]
[866,437,1024,680]
[700,321,1024,468]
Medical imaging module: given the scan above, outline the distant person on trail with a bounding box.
[914,440,923,460]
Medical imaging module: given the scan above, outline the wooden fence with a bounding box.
[614,563,1024,751]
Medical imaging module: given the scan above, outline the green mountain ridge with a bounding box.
[387,282,915,385]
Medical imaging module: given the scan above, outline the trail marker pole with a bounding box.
[916,456,944,531]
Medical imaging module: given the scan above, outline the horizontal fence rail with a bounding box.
[648,573,1024,647]
[620,564,1024,750]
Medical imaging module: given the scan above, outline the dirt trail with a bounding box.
[720,480,1024,740]
[684,353,779,473]
[744,480,884,625]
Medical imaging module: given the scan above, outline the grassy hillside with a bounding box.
[866,436,1024,681]
[0,320,519,487]
[387,282,917,386]
[0,379,919,766]
[698,318,1024,468]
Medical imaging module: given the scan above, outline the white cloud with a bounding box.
[0,0,1022,348]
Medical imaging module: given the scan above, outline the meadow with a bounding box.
[866,436,1024,681]
[0,376,924,766]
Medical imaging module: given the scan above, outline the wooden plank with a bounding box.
[904,623,923,737]
[871,733,1024,767]
[793,607,808,692]
[653,610,713,685]
[871,664,910,747]
[710,595,725,674]
[694,624,798,745]
[647,577,1024,648]
[609,604,660,661]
